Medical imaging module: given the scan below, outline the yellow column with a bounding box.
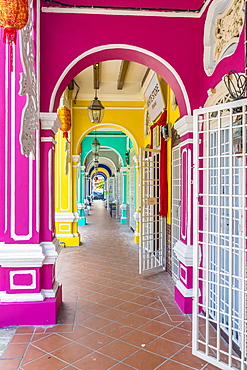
[54,130,80,247]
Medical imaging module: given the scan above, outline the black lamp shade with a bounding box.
[88,97,105,123]
[91,138,100,154]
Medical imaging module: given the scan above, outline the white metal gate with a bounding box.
[129,154,136,230]
[171,145,181,282]
[139,147,165,274]
[193,99,247,370]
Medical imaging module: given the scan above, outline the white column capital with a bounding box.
[72,155,80,165]
[0,243,45,267]
[174,115,193,137]
[40,112,61,134]
[120,167,128,174]
[40,238,61,265]
[174,240,193,266]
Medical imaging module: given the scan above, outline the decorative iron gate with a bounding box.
[193,99,247,370]
[139,147,165,274]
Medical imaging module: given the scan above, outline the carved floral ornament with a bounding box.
[204,0,244,76]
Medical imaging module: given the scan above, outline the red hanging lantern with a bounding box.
[94,177,98,181]
[0,0,29,72]
[58,106,72,141]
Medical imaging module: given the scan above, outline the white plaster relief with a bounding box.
[0,292,45,302]
[174,240,194,266]
[19,0,39,158]
[204,0,244,76]
[175,280,193,297]
[0,243,44,267]
[40,238,61,265]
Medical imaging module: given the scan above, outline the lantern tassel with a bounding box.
[63,132,70,143]
[3,27,17,72]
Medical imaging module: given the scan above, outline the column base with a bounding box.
[0,284,62,326]
[134,233,139,244]
[120,218,127,225]
[174,282,193,314]
[56,235,80,247]
[78,217,86,226]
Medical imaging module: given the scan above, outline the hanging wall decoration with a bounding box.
[0,0,29,72]
[58,106,72,141]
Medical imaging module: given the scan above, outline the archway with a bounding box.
[46,44,191,117]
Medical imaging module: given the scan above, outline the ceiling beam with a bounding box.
[93,63,100,90]
[117,60,130,90]
[141,68,150,87]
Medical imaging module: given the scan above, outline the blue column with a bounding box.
[78,165,86,225]
[120,167,127,225]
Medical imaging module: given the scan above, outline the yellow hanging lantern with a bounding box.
[0,0,29,71]
[58,106,72,140]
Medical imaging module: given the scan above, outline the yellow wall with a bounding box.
[72,100,146,155]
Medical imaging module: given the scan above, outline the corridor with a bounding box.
[0,201,218,370]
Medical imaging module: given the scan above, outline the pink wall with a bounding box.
[39,1,245,114]
[0,31,39,244]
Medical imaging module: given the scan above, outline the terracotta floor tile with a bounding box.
[117,314,149,328]
[154,313,174,325]
[114,291,138,301]
[123,349,165,370]
[80,303,109,315]
[99,297,125,307]
[177,321,193,332]
[110,363,138,370]
[1,343,27,359]
[21,354,67,370]
[10,334,33,344]
[162,327,192,345]
[171,346,208,368]
[45,324,74,333]
[73,352,117,370]
[75,310,92,323]
[20,344,47,366]
[99,322,133,338]
[116,302,143,313]
[120,329,156,347]
[15,327,35,334]
[51,342,92,363]
[156,359,192,369]
[31,333,51,342]
[81,316,112,330]
[0,359,21,370]
[134,307,163,319]
[145,337,184,358]
[98,308,128,321]
[98,339,138,361]
[76,331,114,349]
[138,321,172,336]
[130,296,157,306]
[32,333,71,352]
[99,287,123,296]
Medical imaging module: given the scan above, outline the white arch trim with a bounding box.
[85,156,118,173]
[76,123,138,155]
[49,44,191,116]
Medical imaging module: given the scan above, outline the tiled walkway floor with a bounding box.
[0,200,219,370]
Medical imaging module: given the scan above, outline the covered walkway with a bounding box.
[0,201,217,369]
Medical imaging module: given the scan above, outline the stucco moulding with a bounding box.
[204,0,244,76]
[0,243,45,267]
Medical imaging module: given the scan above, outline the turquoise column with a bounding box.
[78,165,86,225]
[120,167,127,225]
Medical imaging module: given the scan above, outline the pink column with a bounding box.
[173,116,194,314]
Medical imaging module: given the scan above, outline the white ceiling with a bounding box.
[73,60,151,101]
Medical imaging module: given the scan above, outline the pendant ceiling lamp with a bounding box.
[91,130,100,154]
[88,89,105,123]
